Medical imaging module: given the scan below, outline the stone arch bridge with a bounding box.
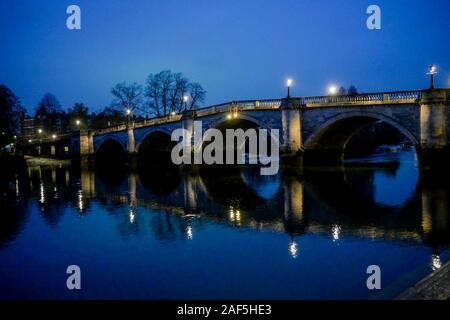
[73,88,450,166]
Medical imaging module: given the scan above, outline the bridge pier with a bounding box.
[127,125,138,169]
[180,109,198,165]
[79,130,94,165]
[418,89,450,166]
[280,97,303,165]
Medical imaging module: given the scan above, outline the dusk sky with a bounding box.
[1,0,449,113]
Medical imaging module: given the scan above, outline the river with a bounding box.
[0,150,449,299]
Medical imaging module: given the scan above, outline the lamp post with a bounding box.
[126,108,132,126]
[38,128,43,143]
[427,65,438,89]
[286,78,293,98]
[37,128,43,155]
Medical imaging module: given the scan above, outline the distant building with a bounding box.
[21,116,36,141]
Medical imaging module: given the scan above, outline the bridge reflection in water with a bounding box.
[11,153,448,249]
[1,151,449,299]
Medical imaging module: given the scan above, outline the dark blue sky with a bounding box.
[1,0,449,113]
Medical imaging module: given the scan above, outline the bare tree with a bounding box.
[35,93,63,133]
[144,70,206,116]
[338,86,347,95]
[36,93,61,116]
[110,82,143,115]
[188,82,206,110]
[170,73,189,113]
[347,85,358,96]
[145,71,172,117]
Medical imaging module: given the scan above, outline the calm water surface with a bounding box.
[0,151,449,299]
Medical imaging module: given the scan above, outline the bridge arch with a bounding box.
[136,128,176,166]
[195,113,274,154]
[94,137,128,167]
[135,127,173,153]
[204,113,270,131]
[95,136,128,154]
[303,111,419,164]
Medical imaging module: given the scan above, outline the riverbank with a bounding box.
[396,261,450,300]
[24,155,71,167]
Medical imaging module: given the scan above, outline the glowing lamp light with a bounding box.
[427,64,438,89]
[233,112,238,118]
[183,95,189,103]
[431,254,442,271]
[227,114,232,120]
[186,226,193,240]
[28,139,32,143]
[171,111,176,116]
[427,65,437,75]
[52,134,57,139]
[76,119,81,126]
[289,240,298,259]
[38,129,43,134]
[328,85,338,95]
[126,109,131,115]
[286,78,293,87]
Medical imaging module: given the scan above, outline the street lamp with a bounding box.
[38,129,43,134]
[427,65,438,89]
[52,134,56,139]
[328,85,338,95]
[286,78,293,97]
[126,108,132,125]
[76,119,81,126]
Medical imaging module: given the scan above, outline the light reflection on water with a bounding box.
[0,150,449,300]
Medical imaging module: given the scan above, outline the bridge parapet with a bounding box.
[299,90,423,107]
[92,91,425,136]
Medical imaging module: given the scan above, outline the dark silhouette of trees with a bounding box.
[90,107,126,129]
[0,84,24,147]
[338,86,347,95]
[110,82,143,116]
[188,82,206,110]
[35,93,64,134]
[348,85,358,96]
[145,70,206,117]
[67,102,89,130]
[35,93,61,115]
